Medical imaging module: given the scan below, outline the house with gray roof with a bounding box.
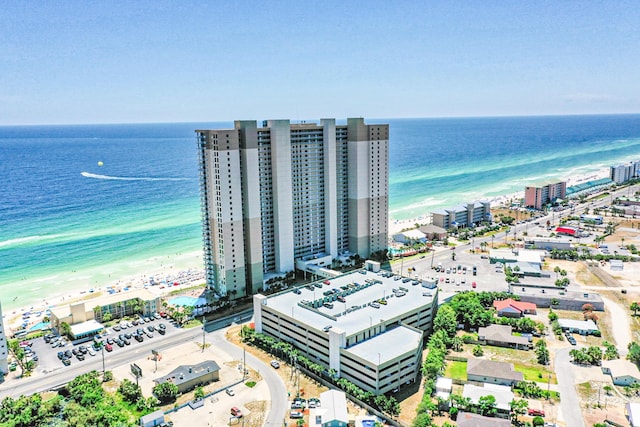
[467,358,524,386]
[477,324,531,350]
[456,412,511,427]
[153,360,220,394]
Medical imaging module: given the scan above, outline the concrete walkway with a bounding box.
[600,295,632,355]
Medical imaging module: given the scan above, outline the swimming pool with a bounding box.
[168,296,207,307]
[29,321,50,332]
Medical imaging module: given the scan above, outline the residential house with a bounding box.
[493,298,537,318]
[462,383,514,417]
[140,410,165,427]
[467,358,524,387]
[309,390,349,427]
[602,359,640,386]
[456,412,511,427]
[477,324,531,350]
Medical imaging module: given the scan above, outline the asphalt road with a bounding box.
[554,347,585,427]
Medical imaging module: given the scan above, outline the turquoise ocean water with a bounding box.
[2,115,640,311]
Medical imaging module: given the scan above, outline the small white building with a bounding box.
[602,359,640,386]
[462,383,514,414]
[435,376,452,401]
[610,259,624,271]
[392,229,426,244]
[627,402,640,427]
[140,409,165,427]
[557,318,599,335]
[309,390,349,427]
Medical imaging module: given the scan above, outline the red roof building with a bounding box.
[493,298,537,318]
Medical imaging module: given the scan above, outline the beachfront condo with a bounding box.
[196,118,389,301]
[524,181,567,210]
[610,160,640,184]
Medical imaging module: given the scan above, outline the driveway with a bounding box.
[600,295,632,355]
[555,348,585,427]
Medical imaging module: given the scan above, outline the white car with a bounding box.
[226,388,235,396]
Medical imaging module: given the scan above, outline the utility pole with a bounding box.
[202,316,206,352]
[101,343,106,380]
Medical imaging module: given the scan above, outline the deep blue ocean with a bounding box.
[2,115,640,310]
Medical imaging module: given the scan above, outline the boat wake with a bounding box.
[81,172,191,181]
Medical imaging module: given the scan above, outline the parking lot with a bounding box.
[16,313,182,378]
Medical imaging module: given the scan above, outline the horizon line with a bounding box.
[2,112,640,128]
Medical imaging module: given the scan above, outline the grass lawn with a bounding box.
[444,361,467,381]
[513,363,557,384]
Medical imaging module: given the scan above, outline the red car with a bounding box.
[528,408,545,417]
[105,344,113,352]
[230,407,243,417]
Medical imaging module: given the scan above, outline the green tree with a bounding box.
[509,398,529,423]
[117,378,142,404]
[631,302,640,316]
[472,345,484,357]
[433,304,457,343]
[194,386,205,400]
[153,382,179,404]
[628,342,640,366]
[477,394,497,416]
[451,336,464,352]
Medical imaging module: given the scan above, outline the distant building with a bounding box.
[610,259,624,271]
[50,289,161,341]
[512,287,605,311]
[524,181,566,210]
[602,359,640,386]
[431,201,491,229]
[466,358,524,386]
[493,298,537,318]
[476,325,531,351]
[309,390,349,427]
[0,302,8,375]
[610,161,640,184]
[555,225,580,237]
[525,238,573,251]
[580,214,603,225]
[153,360,220,394]
[196,118,389,301]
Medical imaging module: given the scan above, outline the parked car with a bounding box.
[270,360,280,369]
[230,407,243,417]
[289,411,303,419]
[225,388,235,396]
[528,408,545,416]
[105,344,113,352]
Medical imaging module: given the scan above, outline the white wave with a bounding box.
[0,234,71,249]
[81,171,191,181]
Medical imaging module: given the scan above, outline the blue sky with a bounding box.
[1,1,639,124]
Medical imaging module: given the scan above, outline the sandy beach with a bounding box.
[3,167,611,335]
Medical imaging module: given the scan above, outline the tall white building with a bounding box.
[0,302,8,375]
[610,161,640,184]
[196,118,389,300]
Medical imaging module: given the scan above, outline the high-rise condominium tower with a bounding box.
[196,118,388,300]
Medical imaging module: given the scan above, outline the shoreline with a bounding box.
[389,167,610,234]
[2,167,611,333]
